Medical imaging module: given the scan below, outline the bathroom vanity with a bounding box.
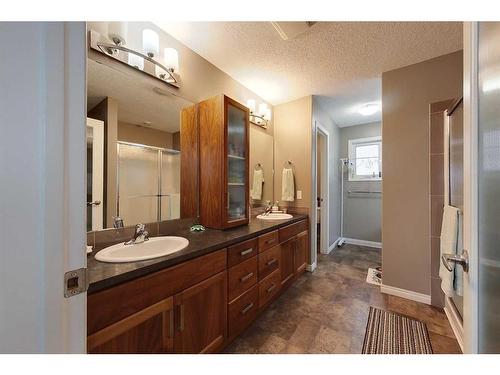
[87,216,309,353]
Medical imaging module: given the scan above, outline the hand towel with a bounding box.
[439,205,460,297]
[251,169,264,200]
[281,167,295,201]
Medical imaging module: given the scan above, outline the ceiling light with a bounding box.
[358,103,381,116]
[142,29,159,58]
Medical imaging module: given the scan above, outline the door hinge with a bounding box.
[64,268,88,298]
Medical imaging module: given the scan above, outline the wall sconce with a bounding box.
[88,24,181,88]
[247,99,271,128]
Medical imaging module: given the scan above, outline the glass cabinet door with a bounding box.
[226,101,247,221]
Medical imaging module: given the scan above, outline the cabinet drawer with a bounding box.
[259,269,281,308]
[227,237,258,267]
[228,256,258,301]
[228,284,259,338]
[279,220,308,243]
[258,245,280,280]
[258,230,279,252]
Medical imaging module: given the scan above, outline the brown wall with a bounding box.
[382,51,463,295]
[118,121,174,150]
[273,96,312,213]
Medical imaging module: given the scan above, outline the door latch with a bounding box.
[64,268,88,298]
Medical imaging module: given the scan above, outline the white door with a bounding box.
[0,22,87,353]
[463,21,500,354]
[86,118,104,231]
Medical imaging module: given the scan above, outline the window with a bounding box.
[348,136,382,181]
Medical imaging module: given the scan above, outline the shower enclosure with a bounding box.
[117,141,180,226]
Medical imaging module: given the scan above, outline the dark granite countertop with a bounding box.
[87,214,308,294]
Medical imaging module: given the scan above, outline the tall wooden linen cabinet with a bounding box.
[196,95,250,229]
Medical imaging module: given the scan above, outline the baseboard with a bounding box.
[343,237,382,249]
[324,238,340,254]
[306,262,317,272]
[380,284,431,305]
[444,297,465,352]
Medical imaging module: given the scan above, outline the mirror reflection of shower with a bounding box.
[117,142,180,226]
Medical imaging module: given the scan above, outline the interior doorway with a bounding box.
[315,122,330,255]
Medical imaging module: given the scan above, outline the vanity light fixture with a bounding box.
[89,26,181,88]
[358,102,381,116]
[246,99,271,128]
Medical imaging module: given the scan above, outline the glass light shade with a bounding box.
[164,48,179,72]
[128,53,144,70]
[108,22,127,45]
[246,99,256,113]
[258,103,268,116]
[358,102,381,116]
[264,108,272,121]
[142,29,159,57]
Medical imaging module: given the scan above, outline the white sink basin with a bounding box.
[256,213,293,220]
[95,236,189,263]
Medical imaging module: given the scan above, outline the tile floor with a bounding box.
[224,244,462,354]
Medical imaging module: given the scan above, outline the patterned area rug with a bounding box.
[362,306,433,354]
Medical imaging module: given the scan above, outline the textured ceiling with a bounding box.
[87,58,193,133]
[157,22,462,126]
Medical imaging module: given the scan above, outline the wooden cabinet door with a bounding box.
[173,271,227,354]
[280,239,295,286]
[294,231,309,274]
[87,297,174,354]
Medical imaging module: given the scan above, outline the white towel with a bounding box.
[251,169,264,200]
[439,205,460,297]
[281,167,295,201]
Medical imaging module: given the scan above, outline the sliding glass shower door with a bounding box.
[117,142,180,226]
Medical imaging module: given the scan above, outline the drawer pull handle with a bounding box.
[266,284,276,293]
[266,238,276,245]
[241,302,254,315]
[240,272,254,282]
[240,248,254,256]
[266,258,277,267]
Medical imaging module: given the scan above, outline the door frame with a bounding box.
[313,122,330,256]
[462,21,479,354]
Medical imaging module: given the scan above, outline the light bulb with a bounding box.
[164,48,179,72]
[128,53,144,70]
[108,22,127,45]
[258,103,268,117]
[264,108,272,121]
[246,99,256,113]
[142,29,159,57]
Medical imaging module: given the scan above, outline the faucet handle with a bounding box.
[135,223,146,233]
[112,216,124,229]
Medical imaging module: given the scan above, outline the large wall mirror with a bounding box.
[86,35,194,231]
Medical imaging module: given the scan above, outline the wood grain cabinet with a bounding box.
[294,230,309,273]
[173,271,227,354]
[87,297,174,354]
[198,95,250,229]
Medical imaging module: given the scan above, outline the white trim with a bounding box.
[325,238,340,254]
[312,121,330,260]
[343,237,382,249]
[462,21,479,354]
[444,297,465,352]
[306,262,317,272]
[380,284,431,305]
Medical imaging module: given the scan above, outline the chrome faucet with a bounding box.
[125,223,149,245]
[113,216,124,229]
[263,201,273,216]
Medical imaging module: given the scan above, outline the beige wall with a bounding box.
[274,96,312,212]
[118,121,174,150]
[382,50,463,295]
